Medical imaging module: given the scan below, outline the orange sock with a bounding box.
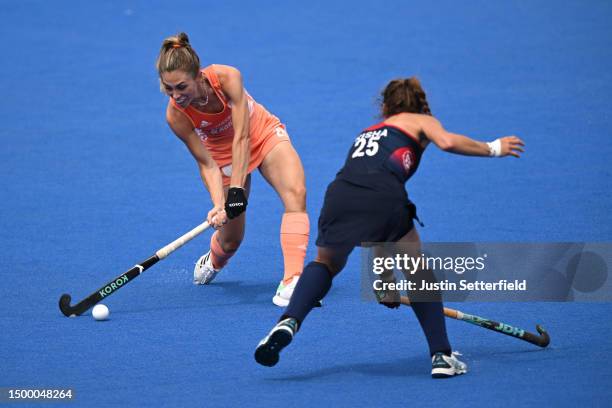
[280,212,310,283]
[210,231,236,269]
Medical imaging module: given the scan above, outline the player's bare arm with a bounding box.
[420,115,525,158]
[215,64,250,188]
[166,105,228,227]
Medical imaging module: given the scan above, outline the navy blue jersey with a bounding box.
[336,123,424,191]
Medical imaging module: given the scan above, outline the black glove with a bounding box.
[375,289,401,309]
[380,300,401,309]
[225,187,248,219]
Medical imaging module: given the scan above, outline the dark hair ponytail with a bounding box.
[407,78,431,116]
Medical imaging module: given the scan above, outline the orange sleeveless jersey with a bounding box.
[169,65,289,183]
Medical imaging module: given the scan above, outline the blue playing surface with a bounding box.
[1,0,611,406]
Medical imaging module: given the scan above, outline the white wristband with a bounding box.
[486,139,502,157]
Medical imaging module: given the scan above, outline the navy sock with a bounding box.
[281,261,333,326]
[411,301,452,356]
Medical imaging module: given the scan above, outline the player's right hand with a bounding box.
[499,136,525,158]
[207,206,228,229]
[375,289,401,309]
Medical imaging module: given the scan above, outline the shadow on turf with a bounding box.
[212,280,277,305]
[264,357,429,381]
[263,344,557,382]
[114,279,275,314]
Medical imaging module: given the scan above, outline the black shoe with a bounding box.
[254,318,298,367]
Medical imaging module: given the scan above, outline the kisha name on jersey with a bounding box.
[355,128,388,143]
[352,128,388,158]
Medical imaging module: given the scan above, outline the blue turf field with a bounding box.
[2,1,612,406]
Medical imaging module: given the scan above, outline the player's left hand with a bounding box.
[499,136,525,158]
[225,187,248,219]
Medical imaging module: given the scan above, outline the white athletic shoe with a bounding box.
[193,251,221,285]
[272,275,300,307]
[254,317,299,367]
[431,351,468,378]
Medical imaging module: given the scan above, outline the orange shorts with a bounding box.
[208,125,291,186]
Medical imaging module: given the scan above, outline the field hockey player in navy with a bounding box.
[254,77,524,378]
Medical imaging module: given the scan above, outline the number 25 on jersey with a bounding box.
[351,128,388,158]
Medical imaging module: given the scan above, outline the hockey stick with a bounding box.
[400,296,550,348]
[59,221,211,317]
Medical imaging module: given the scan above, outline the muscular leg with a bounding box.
[209,175,251,269]
[259,141,309,283]
[398,228,451,356]
[259,141,306,213]
[282,245,354,325]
